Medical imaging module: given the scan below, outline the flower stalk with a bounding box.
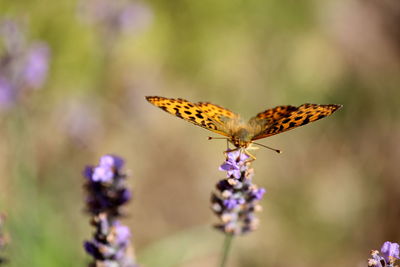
[211,149,266,267]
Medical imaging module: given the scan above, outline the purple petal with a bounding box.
[381,241,400,262]
[111,155,124,169]
[99,154,116,167]
[253,188,266,200]
[219,162,239,172]
[100,154,124,169]
[226,150,241,162]
[83,166,94,180]
[114,223,131,246]
[92,165,114,182]
[119,189,131,203]
[223,199,238,210]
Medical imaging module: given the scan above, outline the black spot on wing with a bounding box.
[301,117,310,125]
[206,122,217,129]
[173,107,183,118]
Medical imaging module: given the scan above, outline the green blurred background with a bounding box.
[0,0,399,266]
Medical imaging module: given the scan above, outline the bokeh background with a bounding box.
[0,0,399,266]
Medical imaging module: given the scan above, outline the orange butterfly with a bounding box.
[146,96,342,153]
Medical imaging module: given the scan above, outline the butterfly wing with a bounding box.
[196,102,238,125]
[251,103,342,140]
[252,105,298,124]
[145,96,235,137]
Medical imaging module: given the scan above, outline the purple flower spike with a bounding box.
[368,241,400,266]
[83,155,138,266]
[212,149,265,235]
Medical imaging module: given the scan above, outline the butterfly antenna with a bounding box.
[252,142,282,154]
[208,136,229,141]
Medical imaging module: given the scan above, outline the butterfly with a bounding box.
[146,96,342,153]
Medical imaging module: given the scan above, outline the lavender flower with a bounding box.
[211,149,266,235]
[83,155,138,267]
[368,241,400,267]
[0,19,50,110]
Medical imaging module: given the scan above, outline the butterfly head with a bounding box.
[230,128,253,148]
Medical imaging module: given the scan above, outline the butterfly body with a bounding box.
[221,119,264,148]
[146,96,342,149]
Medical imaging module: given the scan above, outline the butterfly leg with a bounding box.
[243,149,256,162]
[226,139,230,150]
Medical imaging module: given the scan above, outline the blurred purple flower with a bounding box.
[368,241,400,267]
[0,77,14,109]
[211,149,266,235]
[83,155,138,266]
[0,19,50,110]
[78,0,152,39]
[22,43,50,89]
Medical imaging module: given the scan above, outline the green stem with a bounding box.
[220,234,234,267]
